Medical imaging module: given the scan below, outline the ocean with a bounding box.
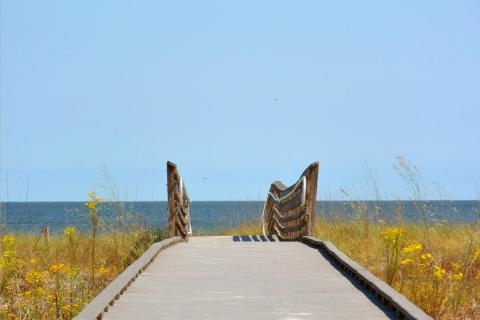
[1,200,479,235]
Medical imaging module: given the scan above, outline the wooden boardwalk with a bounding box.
[102,236,396,320]
[75,162,431,320]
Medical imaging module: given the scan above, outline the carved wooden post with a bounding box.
[304,162,319,236]
[167,161,177,238]
[167,161,190,240]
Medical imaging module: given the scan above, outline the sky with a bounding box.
[1,1,479,201]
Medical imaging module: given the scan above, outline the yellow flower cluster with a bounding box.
[400,258,413,265]
[64,226,76,237]
[97,267,110,276]
[26,270,47,285]
[85,191,104,210]
[2,235,17,267]
[402,243,422,254]
[2,234,15,247]
[49,263,78,278]
[51,263,72,275]
[380,227,405,242]
[418,252,432,267]
[420,253,432,260]
[50,263,68,274]
[434,266,446,280]
[62,303,80,314]
[451,272,463,280]
[85,201,96,209]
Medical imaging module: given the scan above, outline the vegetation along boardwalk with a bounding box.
[75,162,431,320]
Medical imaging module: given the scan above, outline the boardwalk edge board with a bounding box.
[74,236,183,320]
[301,236,432,320]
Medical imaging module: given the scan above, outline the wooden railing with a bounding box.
[167,161,191,240]
[262,162,319,240]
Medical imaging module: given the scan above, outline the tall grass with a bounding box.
[0,193,162,319]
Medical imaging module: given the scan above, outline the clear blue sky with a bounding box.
[1,1,479,201]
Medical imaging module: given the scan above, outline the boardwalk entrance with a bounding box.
[75,162,431,320]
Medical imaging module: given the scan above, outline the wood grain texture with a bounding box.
[167,161,190,239]
[101,236,401,320]
[264,162,319,240]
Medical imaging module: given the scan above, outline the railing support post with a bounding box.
[167,162,177,238]
[166,161,190,240]
[304,162,319,236]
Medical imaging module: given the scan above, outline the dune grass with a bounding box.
[0,227,163,319]
[314,219,480,319]
[0,229,160,319]
[0,191,163,319]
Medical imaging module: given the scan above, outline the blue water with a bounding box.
[1,201,479,235]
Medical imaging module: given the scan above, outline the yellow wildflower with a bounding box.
[50,263,68,274]
[30,258,39,265]
[85,201,97,209]
[380,227,405,242]
[97,267,110,276]
[88,191,96,198]
[402,243,422,254]
[420,253,432,260]
[25,270,45,285]
[62,304,73,313]
[434,266,446,280]
[400,258,413,265]
[452,272,463,280]
[2,234,15,247]
[64,226,76,237]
